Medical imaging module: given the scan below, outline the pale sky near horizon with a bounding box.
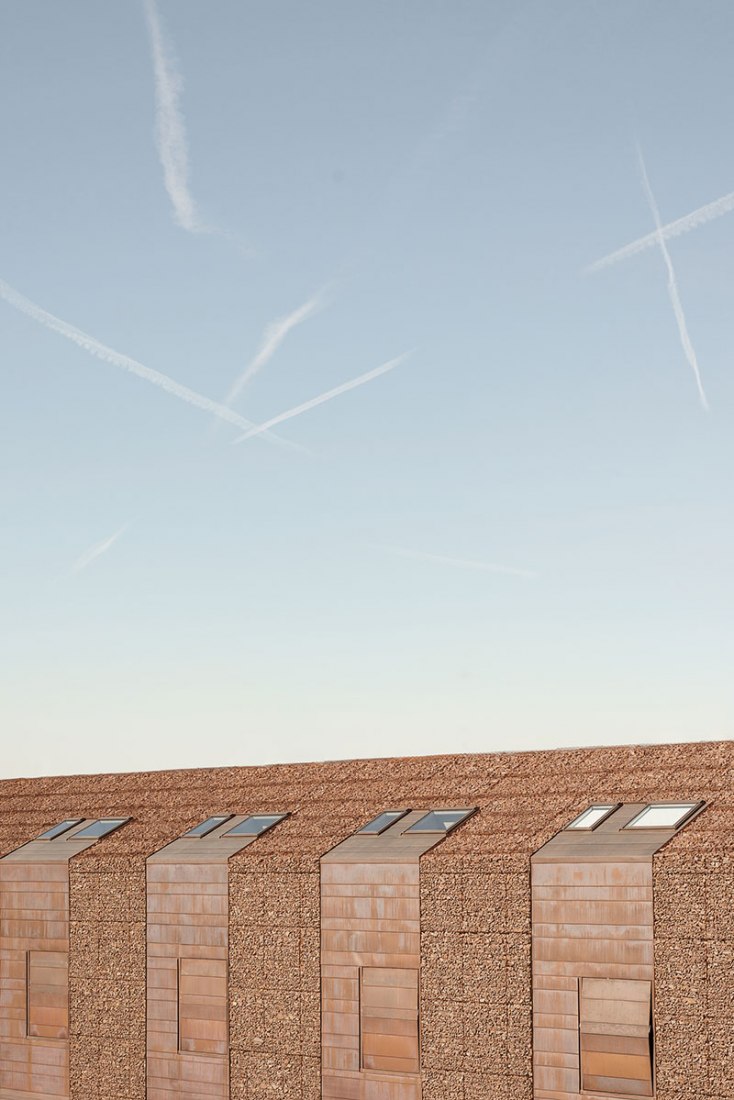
[1,1,733,780]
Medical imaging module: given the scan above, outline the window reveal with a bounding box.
[579,978,653,1096]
[360,967,419,1075]
[26,950,69,1040]
[177,957,228,1056]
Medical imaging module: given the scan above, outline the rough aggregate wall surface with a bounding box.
[0,742,732,1100]
[653,797,734,1100]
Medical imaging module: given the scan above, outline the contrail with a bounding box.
[636,146,710,411]
[231,351,413,444]
[586,188,734,274]
[224,287,329,407]
[71,524,129,574]
[143,0,200,232]
[377,545,538,579]
[0,277,299,446]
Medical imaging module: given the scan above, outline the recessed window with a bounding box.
[579,978,653,1096]
[37,819,83,841]
[625,803,702,830]
[71,818,129,840]
[222,814,287,837]
[183,815,234,838]
[361,967,419,1073]
[26,951,68,1039]
[357,810,410,835]
[565,804,620,831]
[405,808,476,834]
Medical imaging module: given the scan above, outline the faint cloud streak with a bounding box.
[636,146,710,412]
[378,545,538,579]
[143,0,200,232]
[0,277,300,447]
[224,286,330,407]
[231,351,413,444]
[586,188,734,274]
[71,524,129,574]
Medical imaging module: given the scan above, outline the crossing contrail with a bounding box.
[636,147,709,412]
[586,188,734,274]
[231,352,412,444]
[0,277,299,446]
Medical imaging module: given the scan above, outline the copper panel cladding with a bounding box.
[146,862,230,1100]
[0,861,70,1099]
[146,814,278,1100]
[530,803,697,1100]
[320,808,460,1100]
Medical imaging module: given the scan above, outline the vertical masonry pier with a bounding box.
[320,808,475,1100]
[145,813,286,1100]
[531,801,704,1100]
[0,818,129,1100]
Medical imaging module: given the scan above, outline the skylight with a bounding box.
[183,815,234,838]
[37,819,83,841]
[625,803,702,830]
[406,809,476,834]
[222,814,287,837]
[71,818,129,840]
[357,810,410,835]
[565,805,620,831]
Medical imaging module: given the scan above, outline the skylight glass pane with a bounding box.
[222,814,286,837]
[406,809,475,834]
[566,805,619,830]
[72,818,129,840]
[37,819,83,841]
[358,810,409,835]
[626,803,700,829]
[183,815,233,838]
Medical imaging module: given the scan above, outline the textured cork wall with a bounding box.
[653,796,734,1099]
[0,741,732,1100]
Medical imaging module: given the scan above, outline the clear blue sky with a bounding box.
[1,0,732,778]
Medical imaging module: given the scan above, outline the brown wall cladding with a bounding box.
[147,862,229,1100]
[0,741,732,1100]
[0,859,70,1097]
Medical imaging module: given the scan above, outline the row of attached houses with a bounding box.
[0,740,732,1100]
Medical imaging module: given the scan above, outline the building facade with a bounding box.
[0,741,731,1100]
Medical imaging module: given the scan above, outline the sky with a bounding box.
[1,0,733,779]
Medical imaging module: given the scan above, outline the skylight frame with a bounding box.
[182,815,235,839]
[405,808,477,835]
[69,818,130,840]
[37,819,84,841]
[623,802,704,831]
[564,804,621,832]
[357,810,411,836]
[221,813,288,838]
